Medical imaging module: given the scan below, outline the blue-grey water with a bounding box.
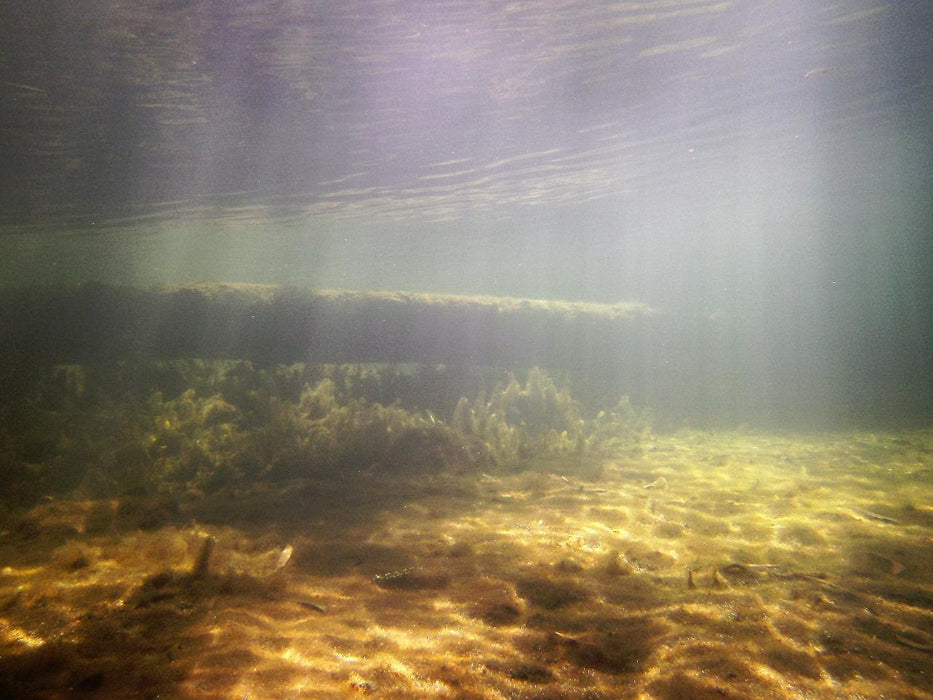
[1,0,931,427]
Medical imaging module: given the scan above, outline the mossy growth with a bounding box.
[452,367,649,467]
[0,360,649,503]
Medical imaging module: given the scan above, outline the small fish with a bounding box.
[276,544,294,570]
[850,508,899,524]
[712,569,730,588]
[866,551,906,576]
[804,66,834,79]
[2,81,47,94]
[295,600,326,614]
[896,635,933,652]
[191,536,215,580]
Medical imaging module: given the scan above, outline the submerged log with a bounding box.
[0,284,657,375]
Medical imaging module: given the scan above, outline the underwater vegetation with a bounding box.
[0,358,931,698]
[453,366,649,465]
[0,360,648,508]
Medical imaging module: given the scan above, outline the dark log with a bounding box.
[0,284,657,376]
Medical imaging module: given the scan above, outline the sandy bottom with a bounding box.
[1,429,932,699]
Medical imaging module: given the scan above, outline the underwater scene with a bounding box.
[2,1,933,699]
[0,351,932,699]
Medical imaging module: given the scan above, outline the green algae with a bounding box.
[0,360,647,506]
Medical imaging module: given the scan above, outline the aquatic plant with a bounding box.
[451,367,648,467]
[452,369,580,464]
[586,395,651,457]
[0,360,648,506]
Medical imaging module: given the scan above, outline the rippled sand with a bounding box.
[2,430,932,699]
